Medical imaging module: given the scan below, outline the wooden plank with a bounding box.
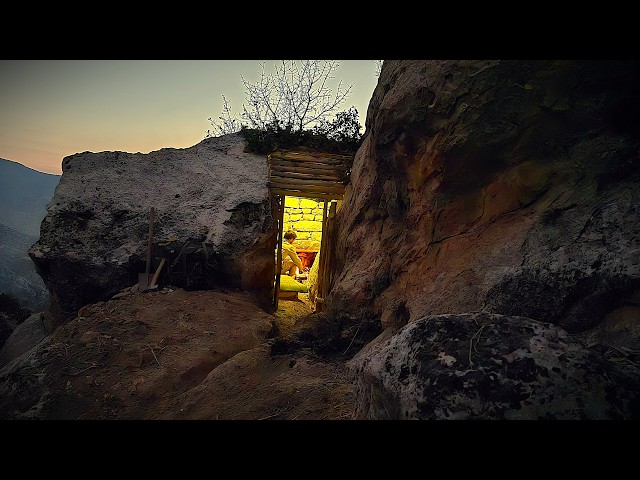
[328,201,337,219]
[270,189,343,201]
[270,169,344,181]
[139,207,155,290]
[269,176,345,189]
[269,177,345,188]
[269,161,345,176]
[269,151,350,164]
[326,201,337,290]
[315,201,329,312]
[145,207,155,277]
[268,181,345,195]
[269,156,348,167]
[275,161,345,171]
[270,156,346,167]
[316,200,339,313]
[148,257,166,289]
[269,170,342,182]
[273,194,285,311]
[269,166,344,177]
[269,182,345,194]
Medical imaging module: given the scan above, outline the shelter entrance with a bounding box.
[268,149,351,312]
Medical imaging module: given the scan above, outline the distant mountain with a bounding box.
[0,158,60,238]
[0,158,59,311]
[0,223,50,311]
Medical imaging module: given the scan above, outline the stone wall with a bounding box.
[283,196,324,251]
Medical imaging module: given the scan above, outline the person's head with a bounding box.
[284,230,297,243]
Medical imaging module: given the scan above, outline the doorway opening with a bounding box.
[267,149,351,313]
[274,195,341,312]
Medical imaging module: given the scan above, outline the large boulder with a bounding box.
[329,60,640,335]
[29,133,276,326]
[349,312,640,420]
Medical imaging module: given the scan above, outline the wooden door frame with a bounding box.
[267,148,351,312]
[270,193,341,312]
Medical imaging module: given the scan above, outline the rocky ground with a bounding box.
[0,286,363,420]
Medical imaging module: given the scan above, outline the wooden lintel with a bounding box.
[270,189,343,200]
[269,170,342,182]
[269,159,346,173]
[268,181,345,195]
[269,151,351,164]
[269,176,345,189]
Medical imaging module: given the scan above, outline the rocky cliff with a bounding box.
[29,133,276,327]
[332,60,640,418]
[331,60,639,332]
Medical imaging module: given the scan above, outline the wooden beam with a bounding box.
[326,201,337,290]
[148,258,166,288]
[273,194,285,311]
[270,162,344,173]
[315,200,329,313]
[316,200,339,312]
[270,168,344,181]
[269,170,343,182]
[269,151,350,164]
[269,156,347,166]
[269,160,345,176]
[269,176,345,189]
[268,181,345,195]
[269,189,343,200]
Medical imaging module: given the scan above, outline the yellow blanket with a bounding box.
[279,275,309,292]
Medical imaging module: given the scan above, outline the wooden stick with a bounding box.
[316,200,329,312]
[274,195,285,310]
[149,257,166,288]
[147,343,161,366]
[326,201,337,289]
[145,207,155,277]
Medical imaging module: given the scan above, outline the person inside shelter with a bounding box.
[281,230,305,277]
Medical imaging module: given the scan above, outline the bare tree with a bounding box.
[206,95,242,138]
[241,60,353,131]
[207,60,354,137]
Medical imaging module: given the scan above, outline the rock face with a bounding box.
[329,60,640,335]
[349,313,640,419]
[328,60,640,419]
[29,133,276,325]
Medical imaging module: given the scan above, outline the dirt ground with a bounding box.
[1,285,359,420]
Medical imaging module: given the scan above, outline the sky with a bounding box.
[0,60,381,175]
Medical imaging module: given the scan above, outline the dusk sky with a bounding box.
[0,60,380,175]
